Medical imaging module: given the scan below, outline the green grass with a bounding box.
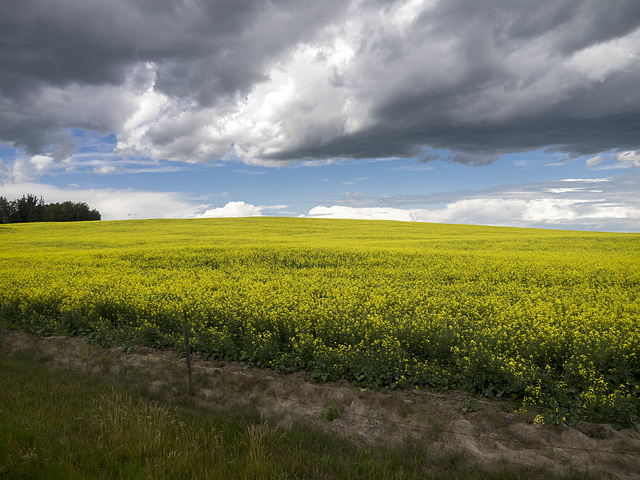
[0,340,588,480]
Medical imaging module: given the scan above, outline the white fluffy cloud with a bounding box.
[303,196,640,231]
[196,201,288,218]
[9,159,35,183]
[93,164,117,175]
[304,206,414,222]
[521,199,633,222]
[30,155,54,172]
[305,199,531,224]
[615,150,640,167]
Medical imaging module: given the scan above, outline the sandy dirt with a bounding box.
[3,329,640,479]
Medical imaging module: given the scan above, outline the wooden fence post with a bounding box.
[183,324,193,394]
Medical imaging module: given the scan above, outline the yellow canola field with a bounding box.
[1,218,639,425]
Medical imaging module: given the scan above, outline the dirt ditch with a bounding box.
[3,329,640,479]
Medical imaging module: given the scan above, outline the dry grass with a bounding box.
[3,329,638,479]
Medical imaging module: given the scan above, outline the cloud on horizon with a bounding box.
[196,201,288,218]
[2,173,639,231]
[302,198,640,232]
[1,0,640,168]
[301,174,640,232]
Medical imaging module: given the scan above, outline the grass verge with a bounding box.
[0,337,589,479]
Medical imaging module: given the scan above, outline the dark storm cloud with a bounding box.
[0,0,344,100]
[265,111,640,166]
[1,0,640,165]
[265,0,640,165]
[0,0,346,157]
[500,0,640,54]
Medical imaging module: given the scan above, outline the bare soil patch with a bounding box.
[3,329,640,479]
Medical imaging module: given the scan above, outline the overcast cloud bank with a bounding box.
[2,0,640,167]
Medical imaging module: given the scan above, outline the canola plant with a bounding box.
[1,217,638,426]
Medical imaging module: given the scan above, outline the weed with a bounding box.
[459,397,479,413]
[319,401,342,421]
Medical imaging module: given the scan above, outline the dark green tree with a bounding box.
[10,194,44,223]
[43,201,101,221]
[0,195,101,223]
[0,196,12,224]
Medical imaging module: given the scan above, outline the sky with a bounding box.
[1,0,639,232]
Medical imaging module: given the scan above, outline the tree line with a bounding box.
[0,194,101,223]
